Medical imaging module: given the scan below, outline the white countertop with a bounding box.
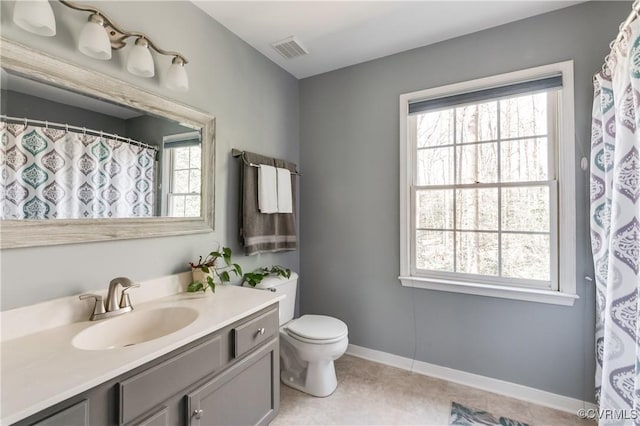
[1,284,283,425]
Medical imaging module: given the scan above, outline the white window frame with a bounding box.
[162,131,202,217]
[399,61,577,306]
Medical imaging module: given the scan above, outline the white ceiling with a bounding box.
[193,1,583,79]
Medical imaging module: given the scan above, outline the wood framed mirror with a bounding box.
[0,38,215,248]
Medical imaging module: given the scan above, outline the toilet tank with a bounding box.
[246,272,298,326]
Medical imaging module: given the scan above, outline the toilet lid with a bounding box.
[286,315,348,341]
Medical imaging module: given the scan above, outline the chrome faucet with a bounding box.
[80,277,140,321]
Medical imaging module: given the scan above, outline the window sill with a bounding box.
[398,276,578,306]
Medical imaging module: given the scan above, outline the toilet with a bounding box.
[245,272,348,397]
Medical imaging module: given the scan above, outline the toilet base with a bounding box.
[279,327,348,398]
[281,360,338,397]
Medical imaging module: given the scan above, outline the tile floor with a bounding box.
[272,355,594,426]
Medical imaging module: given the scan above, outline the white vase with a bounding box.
[192,268,214,285]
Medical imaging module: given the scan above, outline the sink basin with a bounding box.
[72,306,199,350]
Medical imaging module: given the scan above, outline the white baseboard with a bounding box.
[346,344,597,415]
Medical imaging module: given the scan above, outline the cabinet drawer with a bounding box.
[118,335,222,425]
[233,309,278,358]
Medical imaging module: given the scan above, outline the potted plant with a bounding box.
[187,247,242,293]
[242,265,292,287]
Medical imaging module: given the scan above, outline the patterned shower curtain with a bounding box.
[0,121,156,219]
[591,19,640,425]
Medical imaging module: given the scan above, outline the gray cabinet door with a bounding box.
[187,339,279,426]
[33,400,89,426]
[137,407,169,426]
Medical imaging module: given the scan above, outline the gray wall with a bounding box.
[1,89,127,134]
[1,88,194,146]
[299,2,629,402]
[125,115,193,148]
[0,1,299,309]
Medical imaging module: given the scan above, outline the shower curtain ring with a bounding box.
[45,120,48,129]
[23,118,27,127]
[82,127,86,135]
[65,124,69,132]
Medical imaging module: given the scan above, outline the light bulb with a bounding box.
[13,0,56,37]
[127,38,155,78]
[78,14,111,60]
[166,57,189,92]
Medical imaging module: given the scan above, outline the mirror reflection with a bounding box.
[0,69,202,220]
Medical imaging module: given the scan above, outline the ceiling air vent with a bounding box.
[271,36,308,59]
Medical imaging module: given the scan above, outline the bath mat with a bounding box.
[449,402,530,426]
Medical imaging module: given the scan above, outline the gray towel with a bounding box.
[240,151,298,255]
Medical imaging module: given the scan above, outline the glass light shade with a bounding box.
[166,61,189,92]
[127,41,155,78]
[78,20,112,60]
[13,0,56,37]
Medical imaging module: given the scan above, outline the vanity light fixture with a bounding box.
[166,57,189,92]
[78,13,111,60]
[127,37,155,78]
[12,0,189,92]
[12,0,56,37]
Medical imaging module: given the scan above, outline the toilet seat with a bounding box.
[285,315,348,344]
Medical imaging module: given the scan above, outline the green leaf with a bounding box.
[220,271,230,282]
[206,276,215,293]
[233,263,243,276]
[222,247,232,266]
[187,281,205,292]
[201,265,210,274]
[242,272,263,287]
[269,265,291,279]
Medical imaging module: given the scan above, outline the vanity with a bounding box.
[0,30,284,426]
[1,276,283,426]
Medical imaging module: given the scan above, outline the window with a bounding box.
[399,62,577,306]
[162,132,202,217]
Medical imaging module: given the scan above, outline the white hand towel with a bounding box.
[276,167,293,213]
[258,164,278,214]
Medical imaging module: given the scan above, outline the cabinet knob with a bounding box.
[193,409,204,420]
[257,327,265,335]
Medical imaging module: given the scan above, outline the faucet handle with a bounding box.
[79,294,106,319]
[119,284,140,309]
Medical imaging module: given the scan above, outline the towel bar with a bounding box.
[232,149,302,176]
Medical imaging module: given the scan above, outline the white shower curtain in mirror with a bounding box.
[0,121,155,219]
[591,19,640,425]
